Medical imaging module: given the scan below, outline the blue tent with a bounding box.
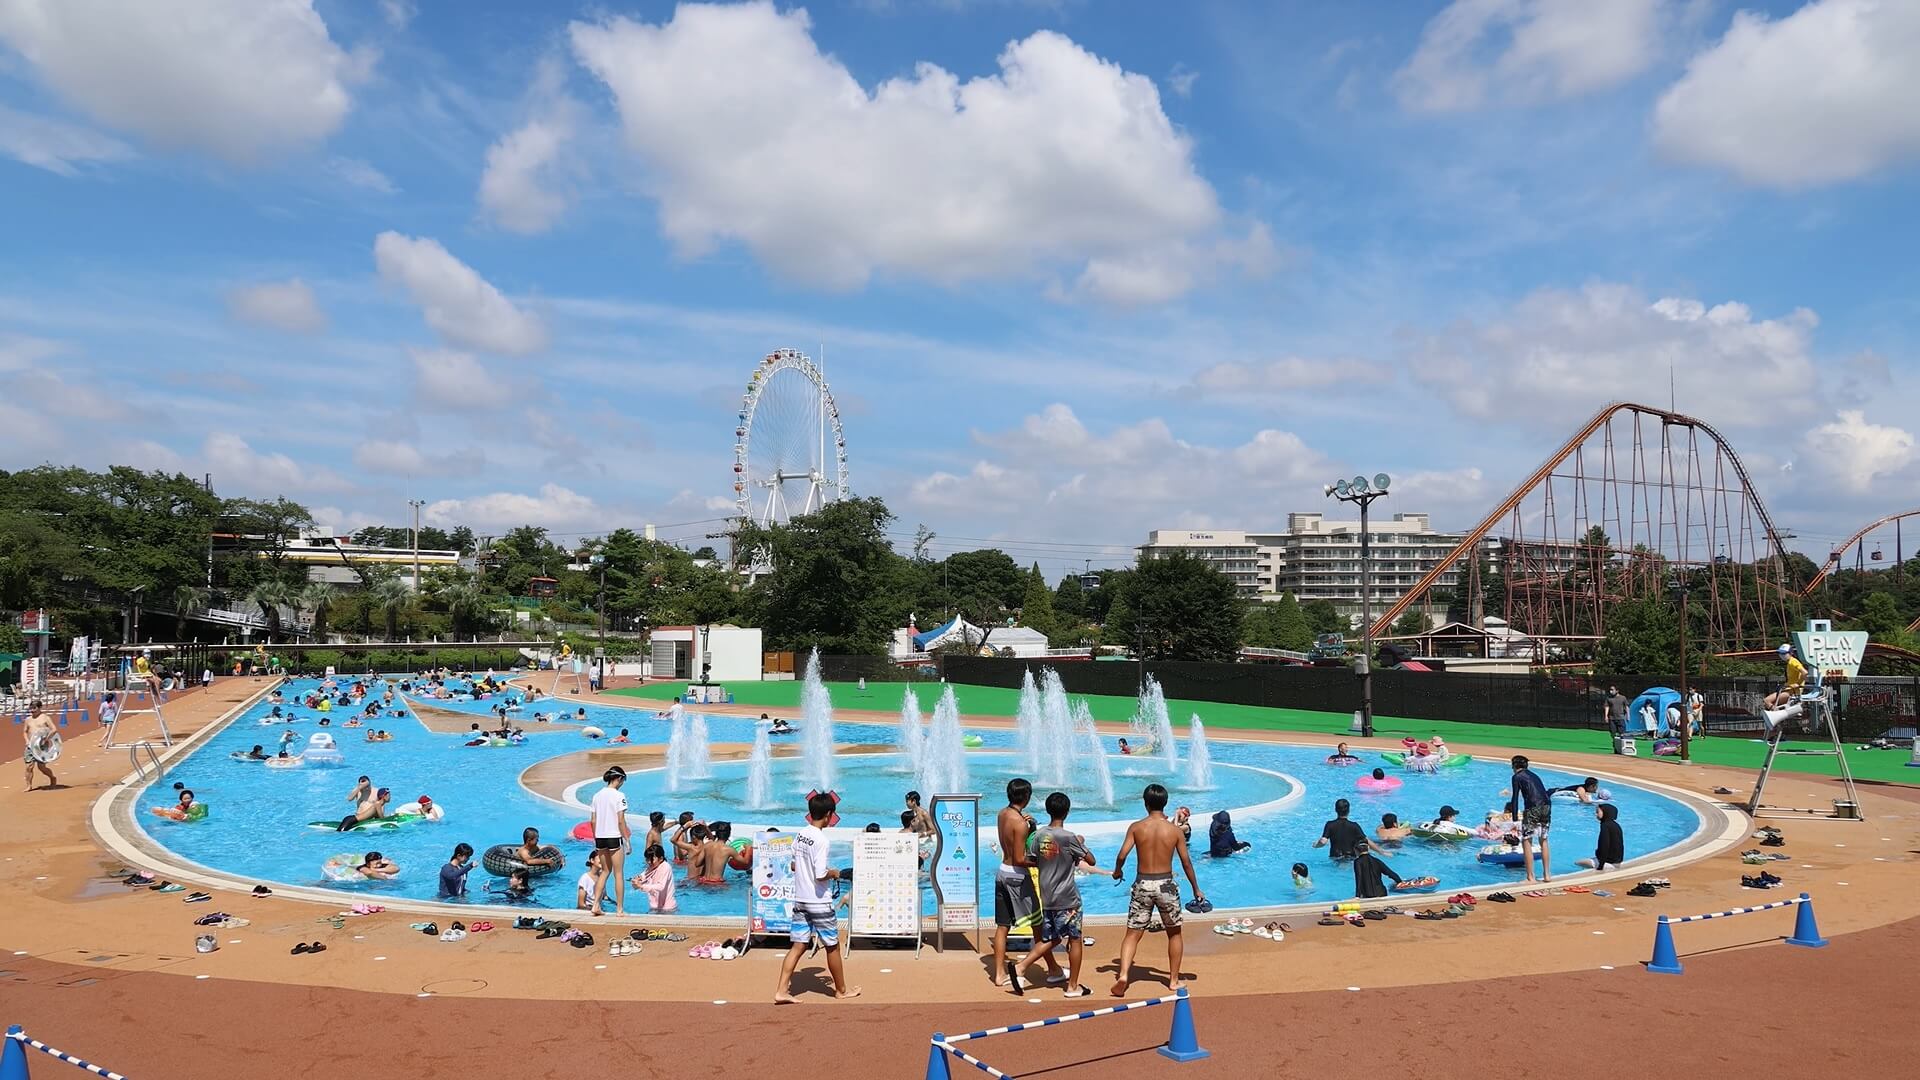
[1630,686,1684,737]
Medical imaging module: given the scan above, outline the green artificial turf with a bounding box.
[608,680,1920,785]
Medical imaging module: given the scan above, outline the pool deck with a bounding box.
[0,674,1913,1029]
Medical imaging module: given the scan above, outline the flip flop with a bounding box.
[1591,890,1612,898]
[291,943,311,954]
[1062,987,1093,998]
[308,942,326,952]
[1317,916,1343,926]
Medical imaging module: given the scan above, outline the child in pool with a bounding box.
[439,843,475,898]
[356,851,400,880]
[1576,803,1625,871]
[486,868,535,903]
[628,843,678,913]
[1376,813,1411,844]
[576,849,609,914]
[1291,862,1312,889]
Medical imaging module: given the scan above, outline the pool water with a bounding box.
[139,677,1706,916]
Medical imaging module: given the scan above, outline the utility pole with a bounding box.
[408,499,425,591]
[1326,473,1392,739]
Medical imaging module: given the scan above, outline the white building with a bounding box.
[1138,512,1481,614]
[890,617,1053,659]
[648,625,764,682]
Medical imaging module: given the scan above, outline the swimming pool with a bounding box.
[134,677,1708,917]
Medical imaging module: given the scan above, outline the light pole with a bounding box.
[591,553,606,689]
[1325,473,1392,738]
[1668,573,1692,763]
[408,498,425,591]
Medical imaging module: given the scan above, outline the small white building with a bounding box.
[649,625,763,682]
[892,616,1052,659]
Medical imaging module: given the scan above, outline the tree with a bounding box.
[943,549,1023,629]
[1390,609,1429,637]
[691,545,717,561]
[1125,551,1242,661]
[735,497,909,654]
[247,579,295,639]
[1242,593,1312,651]
[298,582,335,641]
[370,577,412,641]
[1301,599,1346,636]
[1593,597,1679,675]
[221,497,316,586]
[1019,563,1057,640]
[436,579,490,639]
[170,585,208,639]
[1053,573,1086,619]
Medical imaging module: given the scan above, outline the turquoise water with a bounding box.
[139,677,1705,916]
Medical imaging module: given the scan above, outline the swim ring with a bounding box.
[26,730,61,764]
[1356,774,1402,792]
[1410,821,1474,841]
[150,803,208,822]
[264,755,303,769]
[961,735,984,748]
[1477,846,1544,866]
[307,816,408,832]
[1553,787,1613,801]
[482,843,565,878]
[726,838,753,872]
[321,854,366,881]
[581,726,604,739]
[304,735,345,767]
[570,821,593,842]
[393,799,444,822]
[229,752,269,763]
[1380,752,1471,768]
[1394,876,1442,892]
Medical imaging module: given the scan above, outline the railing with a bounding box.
[4,1024,134,1079]
[128,741,163,782]
[924,988,1208,1079]
[1647,891,1826,975]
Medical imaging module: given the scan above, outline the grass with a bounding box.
[608,680,1920,785]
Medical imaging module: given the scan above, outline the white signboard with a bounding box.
[1793,621,1870,680]
[20,657,44,692]
[850,833,922,941]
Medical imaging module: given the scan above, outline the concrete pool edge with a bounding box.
[89,687,1747,928]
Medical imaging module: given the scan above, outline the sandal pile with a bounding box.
[610,938,644,957]
[690,938,745,959]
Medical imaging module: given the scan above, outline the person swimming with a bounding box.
[1326,741,1361,763]
[1207,811,1252,857]
[355,851,400,879]
[1291,861,1312,888]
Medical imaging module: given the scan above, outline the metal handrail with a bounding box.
[129,741,163,782]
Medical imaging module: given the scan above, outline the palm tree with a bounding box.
[246,579,296,640]
[440,580,490,640]
[298,582,335,641]
[370,577,412,641]
[170,584,209,640]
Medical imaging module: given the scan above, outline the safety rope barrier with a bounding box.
[4,1026,134,1080]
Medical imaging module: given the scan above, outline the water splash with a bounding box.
[919,684,969,795]
[1131,676,1180,772]
[664,702,689,792]
[685,709,711,779]
[1014,668,1041,770]
[897,686,924,774]
[1072,698,1114,808]
[1035,670,1078,789]
[798,649,837,791]
[744,723,774,810]
[1184,713,1213,790]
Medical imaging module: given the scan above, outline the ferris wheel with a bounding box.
[733,348,850,526]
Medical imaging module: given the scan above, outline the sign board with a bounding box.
[70,636,90,672]
[1792,621,1870,681]
[19,610,49,634]
[849,832,922,952]
[748,830,796,937]
[20,657,44,692]
[929,793,980,935]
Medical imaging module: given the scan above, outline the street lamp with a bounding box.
[1325,473,1392,738]
[590,554,606,690]
[1667,573,1692,763]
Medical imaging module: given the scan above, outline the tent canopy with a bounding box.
[1630,686,1682,736]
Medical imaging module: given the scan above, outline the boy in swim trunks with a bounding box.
[1109,783,1204,997]
[1506,755,1552,883]
[991,779,1041,989]
[774,791,860,1004]
[22,704,58,791]
[695,822,732,885]
[1010,792,1096,997]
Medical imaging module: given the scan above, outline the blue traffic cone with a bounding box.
[1157,988,1212,1062]
[2,1026,31,1080]
[1786,894,1828,948]
[1648,917,1683,974]
[923,1036,951,1080]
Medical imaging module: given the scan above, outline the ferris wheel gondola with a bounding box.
[734,349,850,526]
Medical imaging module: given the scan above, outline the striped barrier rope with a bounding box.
[925,988,1208,1079]
[1661,895,1804,925]
[5,1026,134,1080]
[941,991,1184,1043]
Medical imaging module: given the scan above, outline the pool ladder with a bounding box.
[130,740,165,782]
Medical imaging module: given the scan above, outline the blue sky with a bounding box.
[2,0,1918,576]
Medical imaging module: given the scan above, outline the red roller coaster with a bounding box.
[1373,402,1797,659]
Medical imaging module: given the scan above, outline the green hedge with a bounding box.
[207,648,527,674]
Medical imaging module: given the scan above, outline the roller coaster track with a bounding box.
[1372,402,1794,656]
[1799,509,1920,595]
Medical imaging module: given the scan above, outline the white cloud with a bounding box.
[571,2,1254,302]
[1800,411,1916,494]
[328,156,396,193]
[0,103,133,175]
[373,232,548,355]
[1393,0,1671,112]
[423,483,599,531]
[379,0,415,30]
[479,115,573,233]
[226,278,326,334]
[409,348,512,409]
[1168,64,1198,98]
[906,404,1331,540]
[1407,283,1820,428]
[202,433,350,496]
[0,0,362,165]
[1651,0,1920,188]
[1185,356,1391,401]
[351,438,476,477]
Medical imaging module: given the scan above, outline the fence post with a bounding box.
[2,1027,30,1080]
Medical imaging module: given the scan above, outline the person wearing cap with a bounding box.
[1423,804,1473,840]
[339,787,392,831]
[1764,643,1807,712]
